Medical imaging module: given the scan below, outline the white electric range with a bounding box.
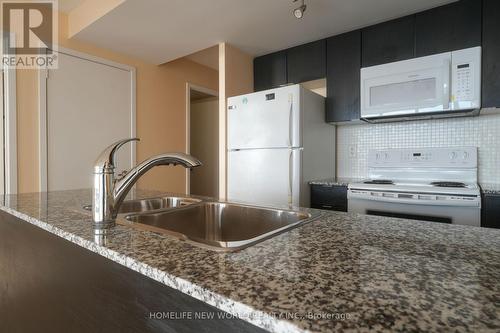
[348,147,481,227]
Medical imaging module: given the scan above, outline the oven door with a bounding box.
[348,190,480,227]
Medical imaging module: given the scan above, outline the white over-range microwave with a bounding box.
[360,47,481,122]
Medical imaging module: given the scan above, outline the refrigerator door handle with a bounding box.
[288,94,293,147]
[288,149,293,205]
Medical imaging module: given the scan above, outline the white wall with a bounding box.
[337,111,500,184]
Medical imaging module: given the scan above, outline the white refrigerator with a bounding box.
[227,84,335,208]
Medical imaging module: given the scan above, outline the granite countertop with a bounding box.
[480,183,500,195]
[308,177,364,187]
[1,189,499,332]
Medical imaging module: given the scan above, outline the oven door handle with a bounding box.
[348,191,480,207]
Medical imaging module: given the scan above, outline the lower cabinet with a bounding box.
[310,184,348,212]
[481,193,500,229]
[0,211,266,333]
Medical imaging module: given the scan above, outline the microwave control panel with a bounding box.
[451,47,481,106]
[454,63,473,101]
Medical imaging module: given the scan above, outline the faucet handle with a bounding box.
[94,138,139,173]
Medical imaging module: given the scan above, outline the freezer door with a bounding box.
[227,149,301,208]
[227,86,301,149]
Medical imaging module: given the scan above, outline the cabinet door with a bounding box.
[326,30,361,123]
[361,15,415,68]
[287,40,326,84]
[415,0,481,57]
[482,0,500,108]
[481,193,500,229]
[253,51,287,92]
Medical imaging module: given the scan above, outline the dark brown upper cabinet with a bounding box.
[286,40,326,84]
[253,51,287,92]
[254,0,499,118]
[482,0,500,108]
[361,15,416,68]
[326,30,361,123]
[415,0,482,57]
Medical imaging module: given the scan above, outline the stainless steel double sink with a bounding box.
[84,196,320,252]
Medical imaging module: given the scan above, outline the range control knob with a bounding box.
[450,152,457,160]
[462,152,469,160]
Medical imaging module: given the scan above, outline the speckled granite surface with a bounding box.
[1,189,499,333]
[309,177,364,187]
[480,183,500,195]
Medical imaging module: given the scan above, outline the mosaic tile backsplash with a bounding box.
[336,111,500,184]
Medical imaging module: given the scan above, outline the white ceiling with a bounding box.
[72,0,457,65]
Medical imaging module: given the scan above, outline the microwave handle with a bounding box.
[442,60,451,106]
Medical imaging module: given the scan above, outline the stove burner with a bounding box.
[364,180,394,185]
[430,181,467,188]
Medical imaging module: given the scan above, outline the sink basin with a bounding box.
[117,196,202,214]
[125,202,320,251]
[83,196,202,215]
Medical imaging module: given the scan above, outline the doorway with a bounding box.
[186,84,218,198]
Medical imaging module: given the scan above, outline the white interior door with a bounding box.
[227,148,300,208]
[45,51,134,191]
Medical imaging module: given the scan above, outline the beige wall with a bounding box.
[224,44,254,98]
[16,12,218,193]
[190,98,219,197]
[16,70,40,193]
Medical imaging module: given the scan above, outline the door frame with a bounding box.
[185,83,218,196]
[1,31,17,195]
[38,46,136,192]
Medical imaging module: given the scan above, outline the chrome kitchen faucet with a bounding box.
[92,138,202,227]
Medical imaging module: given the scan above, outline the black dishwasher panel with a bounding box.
[310,184,348,212]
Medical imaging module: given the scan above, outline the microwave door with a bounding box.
[439,60,451,110]
[362,68,449,118]
[360,53,452,119]
[412,60,451,114]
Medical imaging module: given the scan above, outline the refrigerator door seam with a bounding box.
[228,147,304,152]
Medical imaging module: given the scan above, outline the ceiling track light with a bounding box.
[293,0,307,19]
